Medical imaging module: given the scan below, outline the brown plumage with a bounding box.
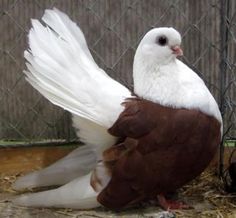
[96,98,221,210]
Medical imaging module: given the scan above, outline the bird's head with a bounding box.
[134,27,183,66]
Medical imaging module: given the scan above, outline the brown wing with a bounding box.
[97,98,221,210]
[108,98,158,138]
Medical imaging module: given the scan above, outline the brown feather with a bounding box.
[97,98,221,210]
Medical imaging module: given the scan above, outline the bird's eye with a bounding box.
[156,36,168,46]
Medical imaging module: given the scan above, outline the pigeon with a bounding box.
[13,8,222,210]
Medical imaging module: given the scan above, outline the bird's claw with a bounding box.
[157,194,193,210]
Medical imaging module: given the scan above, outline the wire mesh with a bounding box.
[0,0,235,146]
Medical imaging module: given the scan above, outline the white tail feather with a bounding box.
[14,8,127,195]
[13,173,101,209]
[42,8,96,63]
[25,8,131,128]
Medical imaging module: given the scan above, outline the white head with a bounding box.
[134,27,182,66]
[132,27,222,126]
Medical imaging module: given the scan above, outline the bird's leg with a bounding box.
[157,194,192,210]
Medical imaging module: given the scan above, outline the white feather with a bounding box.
[72,115,117,159]
[25,8,131,128]
[13,145,96,190]
[13,173,100,209]
[15,8,123,194]
[13,116,116,190]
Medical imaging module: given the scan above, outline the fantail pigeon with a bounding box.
[13,8,222,210]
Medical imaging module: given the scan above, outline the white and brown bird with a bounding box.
[13,8,222,210]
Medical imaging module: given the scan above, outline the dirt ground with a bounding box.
[1,170,236,218]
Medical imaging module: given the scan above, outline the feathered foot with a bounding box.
[13,173,100,209]
[13,146,96,190]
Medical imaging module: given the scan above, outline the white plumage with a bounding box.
[133,28,222,124]
[25,8,131,128]
[14,8,129,208]
[13,145,96,190]
[13,8,222,209]
[14,173,101,209]
[72,116,117,158]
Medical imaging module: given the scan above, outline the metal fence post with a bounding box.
[219,0,230,177]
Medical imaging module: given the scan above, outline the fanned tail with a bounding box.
[13,8,131,207]
[25,8,131,128]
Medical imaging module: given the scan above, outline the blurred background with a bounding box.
[0,0,235,150]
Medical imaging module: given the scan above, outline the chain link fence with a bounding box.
[0,0,235,146]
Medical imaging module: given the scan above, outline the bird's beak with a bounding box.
[171,45,183,56]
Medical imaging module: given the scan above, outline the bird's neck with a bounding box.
[133,54,178,104]
[132,54,223,128]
